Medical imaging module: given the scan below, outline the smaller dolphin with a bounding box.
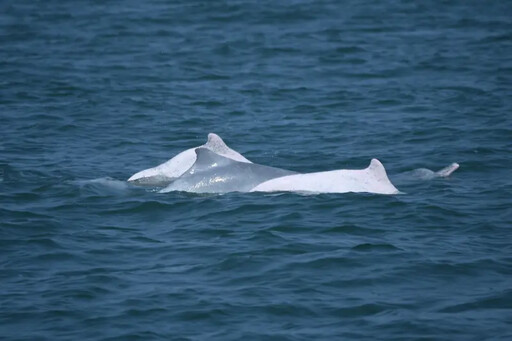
[250,159,400,195]
[128,133,251,186]
[160,148,296,194]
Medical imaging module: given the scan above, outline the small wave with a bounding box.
[351,243,401,252]
[0,163,18,183]
[74,177,129,189]
[439,290,512,313]
[72,177,136,196]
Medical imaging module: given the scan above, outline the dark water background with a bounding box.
[1,0,511,340]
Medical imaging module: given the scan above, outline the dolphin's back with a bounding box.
[160,148,295,193]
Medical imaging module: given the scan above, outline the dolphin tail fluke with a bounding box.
[435,163,459,177]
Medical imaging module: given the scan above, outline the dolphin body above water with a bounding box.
[128,133,251,186]
[159,148,399,195]
[129,133,459,195]
[250,159,400,195]
[159,148,296,193]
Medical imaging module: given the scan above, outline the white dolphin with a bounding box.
[250,159,400,195]
[128,133,251,186]
[159,148,296,194]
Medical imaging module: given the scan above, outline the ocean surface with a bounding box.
[1,0,511,340]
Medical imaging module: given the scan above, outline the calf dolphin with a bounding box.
[250,159,400,195]
[159,148,296,194]
[128,133,251,186]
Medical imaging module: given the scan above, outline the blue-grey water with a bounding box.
[1,1,511,340]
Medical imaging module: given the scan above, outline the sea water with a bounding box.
[1,1,511,340]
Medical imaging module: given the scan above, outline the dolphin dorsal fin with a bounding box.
[367,159,391,182]
[366,158,400,193]
[192,148,235,172]
[204,133,252,163]
[205,133,229,153]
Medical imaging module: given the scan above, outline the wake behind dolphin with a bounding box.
[128,133,460,195]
